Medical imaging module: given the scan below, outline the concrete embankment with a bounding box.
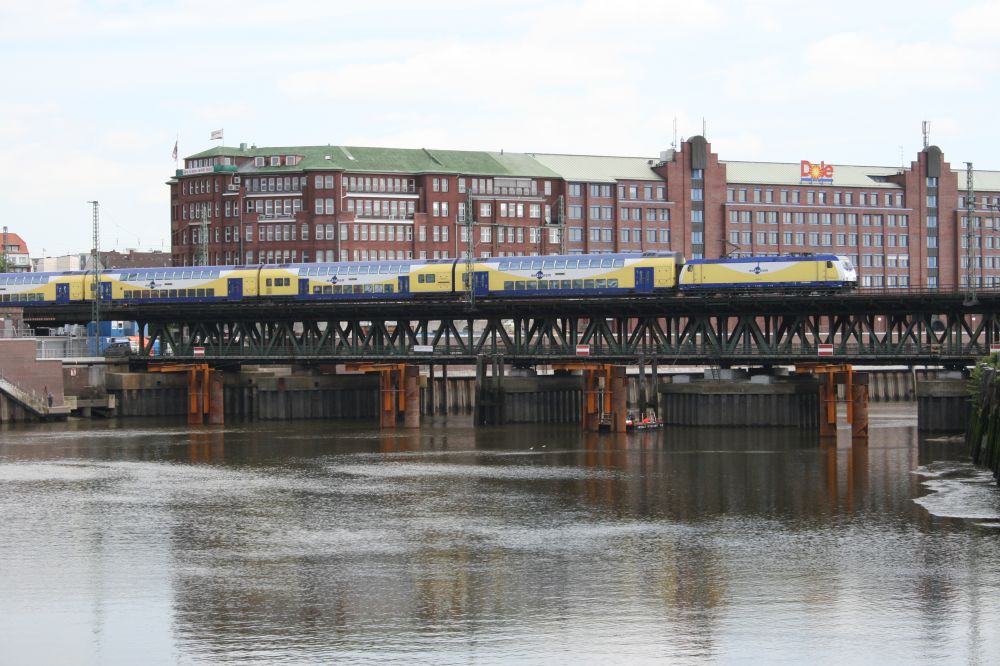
[967,367,1000,484]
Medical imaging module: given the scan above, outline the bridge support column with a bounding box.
[403,365,420,429]
[208,371,225,425]
[427,364,435,416]
[818,375,837,439]
[851,376,869,442]
[610,365,627,433]
[379,368,398,429]
[797,364,867,442]
[581,367,602,432]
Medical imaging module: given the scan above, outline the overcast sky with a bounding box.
[1,0,997,257]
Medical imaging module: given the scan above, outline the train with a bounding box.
[2,252,856,306]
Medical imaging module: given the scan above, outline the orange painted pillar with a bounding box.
[208,370,225,425]
[403,365,420,429]
[851,382,869,442]
[583,369,600,432]
[610,365,627,433]
[818,380,836,438]
[380,369,397,428]
[187,369,203,426]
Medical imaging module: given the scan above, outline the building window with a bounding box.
[691,188,704,201]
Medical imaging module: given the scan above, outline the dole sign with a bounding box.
[800,160,834,184]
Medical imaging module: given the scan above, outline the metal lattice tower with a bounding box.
[87,201,100,348]
[966,163,977,305]
[466,189,475,307]
[1,226,8,272]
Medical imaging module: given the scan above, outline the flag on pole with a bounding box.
[171,139,178,161]
[210,129,224,141]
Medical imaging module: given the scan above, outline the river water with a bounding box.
[0,405,998,665]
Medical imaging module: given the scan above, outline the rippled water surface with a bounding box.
[1,405,998,664]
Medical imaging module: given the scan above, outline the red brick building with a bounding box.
[169,138,1000,290]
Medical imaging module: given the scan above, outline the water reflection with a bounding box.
[0,407,997,664]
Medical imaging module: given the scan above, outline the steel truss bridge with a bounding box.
[23,290,1000,367]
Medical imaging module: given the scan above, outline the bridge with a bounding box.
[23,289,1000,367]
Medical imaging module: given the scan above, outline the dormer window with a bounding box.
[270,156,280,166]
[254,156,265,167]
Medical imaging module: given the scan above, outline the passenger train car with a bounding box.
[5,252,855,307]
[679,254,857,291]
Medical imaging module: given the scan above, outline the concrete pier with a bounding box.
[916,375,970,432]
[660,376,820,428]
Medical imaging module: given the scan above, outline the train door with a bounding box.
[227,278,243,301]
[100,281,112,302]
[298,278,310,297]
[473,272,489,297]
[634,267,654,293]
[398,276,410,293]
[56,283,69,304]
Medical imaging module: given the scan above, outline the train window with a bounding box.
[504,281,514,290]
[526,281,537,290]
[561,280,571,289]
[390,266,398,274]
[401,266,409,273]
[826,261,834,268]
[613,259,624,268]
[359,267,369,274]
[352,285,362,294]
[686,265,694,272]
[601,259,613,268]
[417,275,425,283]
[182,271,192,279]
[379,266,389,274]
[555,260,566,269]
[515,281,525,290]
[543,260,554,269]
[581,280,591,289]
[364,285,374,293]
[426,275,436,283]
[538,280,548,289]
[499,262,509,270]
[313,286,321,294]
[328,286,336,294]
[349,267,358,275]
[609,279,618,288]
[596,279,606,288]
[266,279,272,286]
[566,259,578,269]
[385,285,393,293]
[169,289,178,298]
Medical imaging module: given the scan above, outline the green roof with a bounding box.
[185,144,559,177]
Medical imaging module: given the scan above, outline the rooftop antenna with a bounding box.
[87,201,101,354]
[671,117,678,149]
[702,117,707,137]
[965,162,978,306]
[922,121,930,149]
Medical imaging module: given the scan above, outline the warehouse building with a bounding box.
[170,137,1000,290]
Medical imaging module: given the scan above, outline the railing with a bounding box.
[0,369,56,414]
[346,185,417,195]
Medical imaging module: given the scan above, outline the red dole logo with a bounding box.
[800,160,834,183]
